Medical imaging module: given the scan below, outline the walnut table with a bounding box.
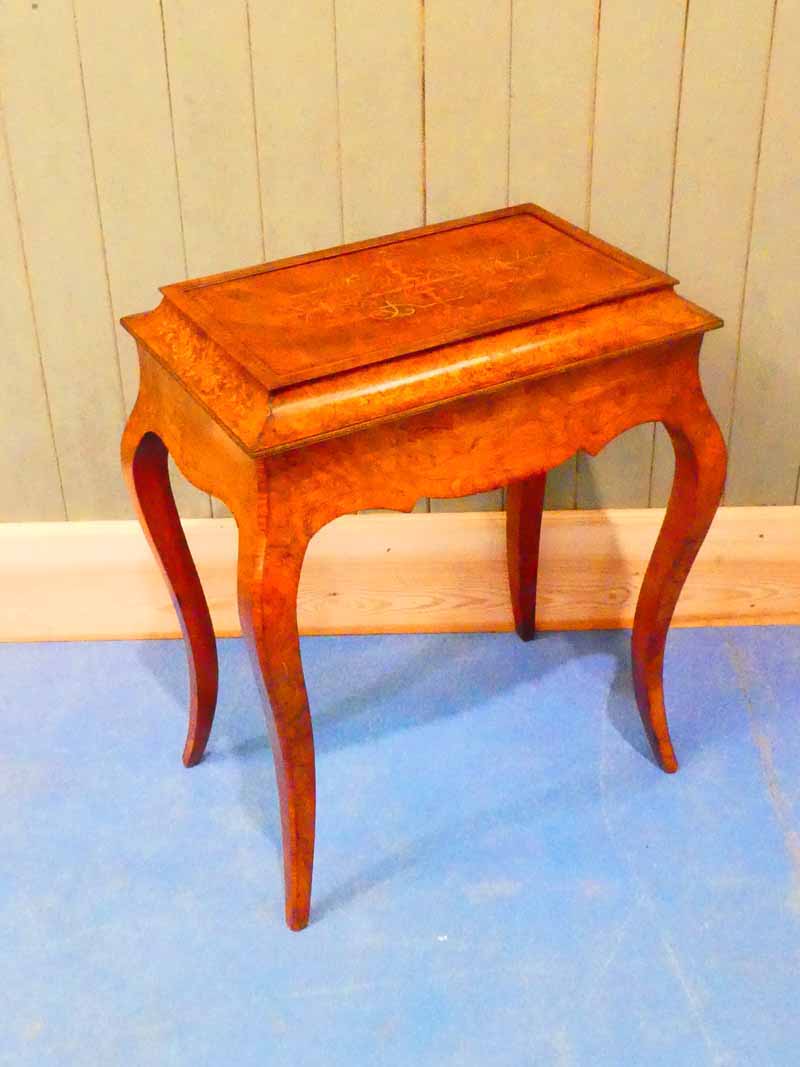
[121,204,726,930]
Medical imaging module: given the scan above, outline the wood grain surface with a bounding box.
[156,205,672,390]
[3,506,794,644]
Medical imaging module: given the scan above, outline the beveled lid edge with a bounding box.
[254,289,721,456]
[120,286,721,458]
[121,299,271,453]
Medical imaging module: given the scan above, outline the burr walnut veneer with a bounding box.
[121,204,726,930]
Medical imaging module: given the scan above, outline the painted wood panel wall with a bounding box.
[0,0,793,520]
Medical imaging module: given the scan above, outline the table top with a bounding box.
[154,205,674,390]
[122,204,721,454]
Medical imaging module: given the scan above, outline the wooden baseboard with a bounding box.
[1,507,798,642]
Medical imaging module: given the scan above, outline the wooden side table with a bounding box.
[121,204,726,929]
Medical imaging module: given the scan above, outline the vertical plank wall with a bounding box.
[579,0,686,508]
[0,0,795,520]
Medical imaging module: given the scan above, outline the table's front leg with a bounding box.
[121,414,218,768]
[236,504,316,931]
[633,392,727,772]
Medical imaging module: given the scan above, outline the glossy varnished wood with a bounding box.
[507,473,547,641]
[157,204,675,389]
[121,204,726,929]
[120,422,217,767]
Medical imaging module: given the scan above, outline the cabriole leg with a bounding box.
[632,400,727,772]
[236,510,315,931]
[121,420,218,767]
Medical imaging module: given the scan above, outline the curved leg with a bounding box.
[506,472,547,641]
[121,419,218,767]
[237,509,315,931]
[632,398,727,773]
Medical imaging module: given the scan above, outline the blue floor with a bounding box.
[1,627,799,1066]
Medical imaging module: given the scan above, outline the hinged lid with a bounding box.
[157,204,676,391]
[122,204,720,455]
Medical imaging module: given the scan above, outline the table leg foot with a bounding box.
[506,472,547,641]
[237,516,315,931]
[632,398,727,773]
[121,421,218,767]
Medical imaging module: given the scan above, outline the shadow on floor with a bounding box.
[137,625,667,919]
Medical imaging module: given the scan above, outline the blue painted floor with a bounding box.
[1,627,799,1066]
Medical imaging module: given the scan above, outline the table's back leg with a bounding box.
[236,511,315,931]
[632,397,727,772]
[506,472,547,641]
[121,420,218,767]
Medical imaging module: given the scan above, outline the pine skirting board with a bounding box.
[1,507,798,643]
